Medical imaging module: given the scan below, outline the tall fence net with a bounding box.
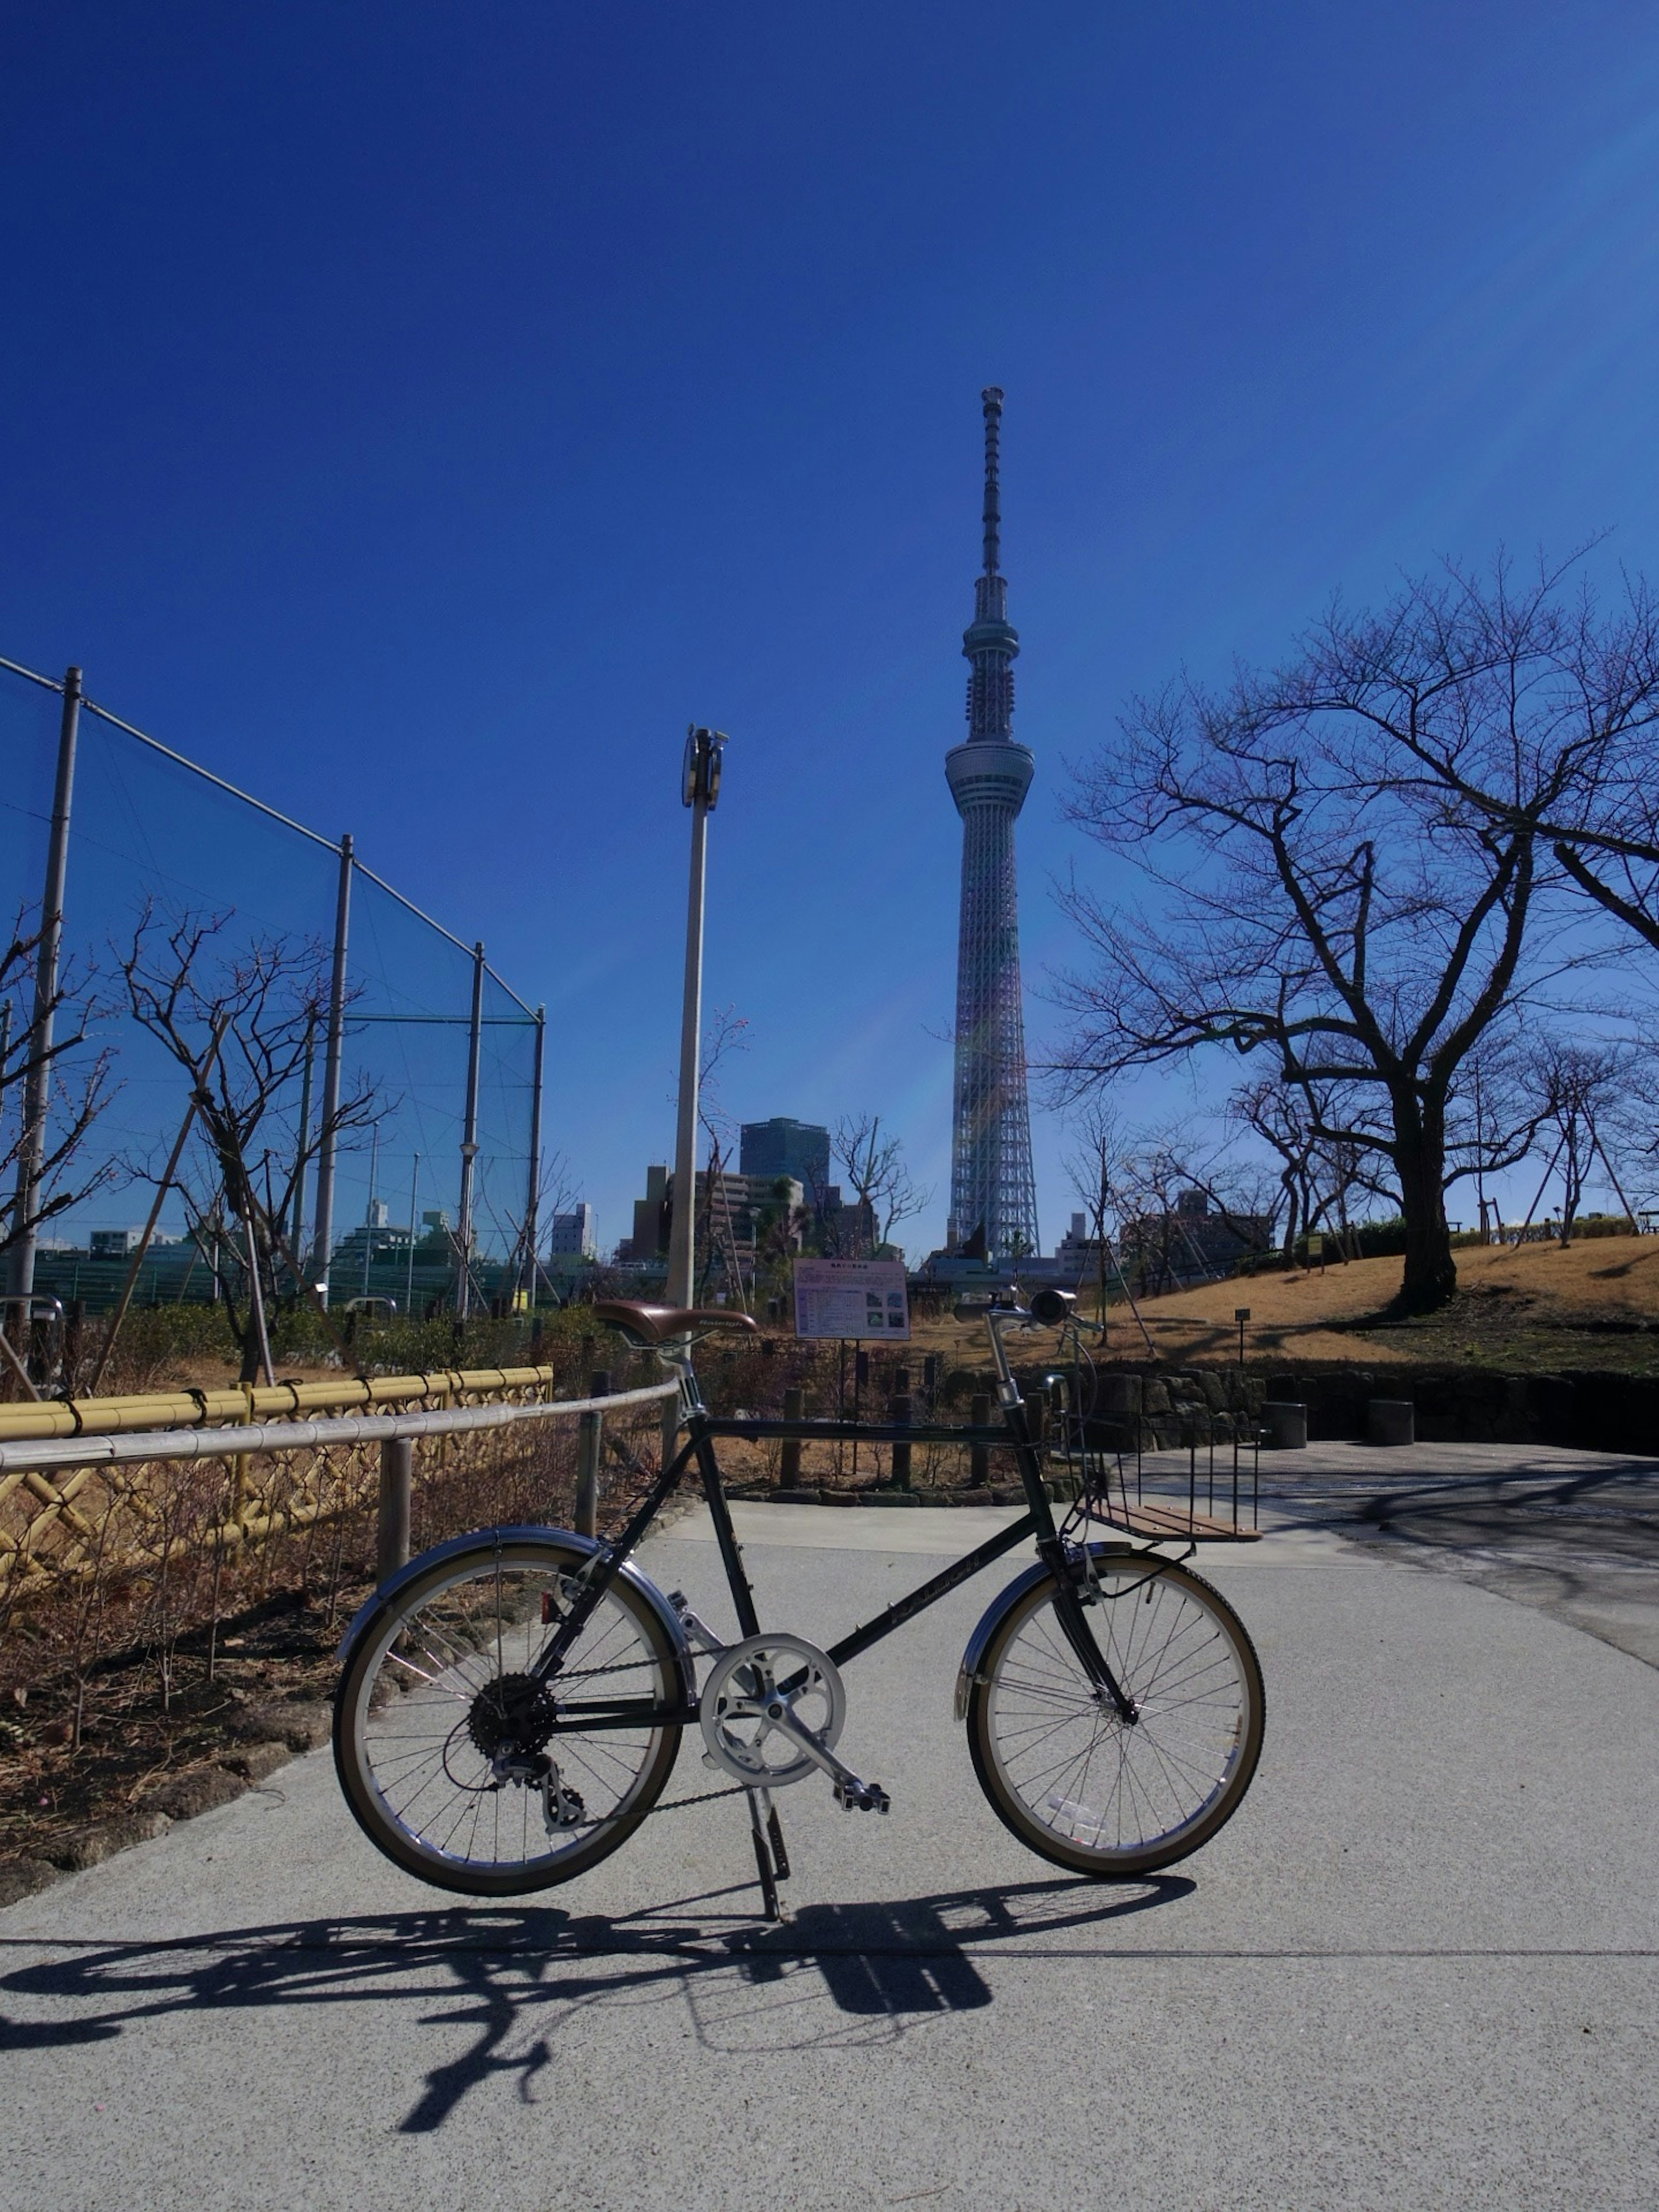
[1,656,543,1323]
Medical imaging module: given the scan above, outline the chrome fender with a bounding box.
[335,1522,697,1708]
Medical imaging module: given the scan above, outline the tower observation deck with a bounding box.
[944,387,1039,1259]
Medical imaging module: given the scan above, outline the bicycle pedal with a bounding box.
[833,1778,891,1814]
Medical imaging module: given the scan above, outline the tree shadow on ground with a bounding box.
[0,1872,1194,2132]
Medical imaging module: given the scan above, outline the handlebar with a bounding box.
[953,1287,1079,1329]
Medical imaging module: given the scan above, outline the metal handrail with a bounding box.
[0,1379,679,1476]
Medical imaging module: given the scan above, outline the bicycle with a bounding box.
[332,1288,1266,1916]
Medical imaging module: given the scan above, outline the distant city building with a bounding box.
[90,1228,143,1258]
[547,1205,598,1260]
[740,1118,831,1195]
[625,1165,671,1262]
[618,1163,804,1268]
[1055,1212,1104,1278]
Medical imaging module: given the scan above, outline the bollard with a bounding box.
[781,1386,804,1485]
[1262,1400,1308,1450]
[377,1436,413,1584]
[890,1367,912,1488]
[970,1391,992,1487]
[575,1367,610,1537]
[1368,1399,1415,1447]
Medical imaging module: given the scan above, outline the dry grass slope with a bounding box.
[910,1238,1659,1375]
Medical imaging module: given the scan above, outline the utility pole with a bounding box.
[663,728,728,1467]
[665,729,728,1312]
[10,667,81,1305]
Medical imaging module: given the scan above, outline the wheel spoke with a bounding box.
[340,1547,680,1888]
[977,1560,1261,1870]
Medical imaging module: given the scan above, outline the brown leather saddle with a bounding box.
[591,1299,760,1348]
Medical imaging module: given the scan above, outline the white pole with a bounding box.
[665,818,709,1311]
[661,729,726,1470]
[664,729,728,1309]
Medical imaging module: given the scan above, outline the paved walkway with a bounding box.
[2,1468,1657,2209]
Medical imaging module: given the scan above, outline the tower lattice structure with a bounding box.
[945,387,1039,1260]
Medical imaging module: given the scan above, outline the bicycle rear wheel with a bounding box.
[965,1548,1264,1877]
[334,1530,685,1896]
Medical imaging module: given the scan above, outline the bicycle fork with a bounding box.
[1040,1541,1141,1726]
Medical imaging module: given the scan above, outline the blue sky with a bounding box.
[6,2,1659,1251]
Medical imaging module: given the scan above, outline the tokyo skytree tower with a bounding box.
[945,387,1039,1259]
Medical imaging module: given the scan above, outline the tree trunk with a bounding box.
[1391,1090,1456,1313]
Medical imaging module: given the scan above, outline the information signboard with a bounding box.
[792,1258,910,1341]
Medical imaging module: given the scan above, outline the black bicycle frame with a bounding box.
[529,1368,1138,1732]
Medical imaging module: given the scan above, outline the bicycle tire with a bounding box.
[334,1529,685,1896]
[965,1547,1264,1878]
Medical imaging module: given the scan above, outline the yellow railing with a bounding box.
[0,1363,563,1444]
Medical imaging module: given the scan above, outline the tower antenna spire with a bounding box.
[945,385,1038,1263]
[981,385,1004,576]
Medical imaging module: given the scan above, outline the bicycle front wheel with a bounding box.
[334,1530,685,1896]
[965,1548,1264,1877]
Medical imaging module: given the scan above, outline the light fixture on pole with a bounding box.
[665,726,728,1316]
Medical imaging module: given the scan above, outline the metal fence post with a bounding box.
[289,1014,315,1273]
[455,941,484,1319]
[311,832,353,1302]
[377,1435,413,1583]
[10,667,81,1305]
[575,1368,610,1537]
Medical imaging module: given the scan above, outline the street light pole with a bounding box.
[664,728,728,1313]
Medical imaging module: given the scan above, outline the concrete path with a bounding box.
[2,1491,1656,2209]
[1244,1438,1659,1666]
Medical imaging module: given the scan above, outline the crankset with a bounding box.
[699,1632,890,1812]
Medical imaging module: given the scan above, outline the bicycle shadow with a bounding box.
[0,1872,1193,2130]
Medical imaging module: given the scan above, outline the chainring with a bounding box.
[699,1632,846,1788]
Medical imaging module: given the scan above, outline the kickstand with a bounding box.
[746,1787,790,1922]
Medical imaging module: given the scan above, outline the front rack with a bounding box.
[1050,1389,1262,1545]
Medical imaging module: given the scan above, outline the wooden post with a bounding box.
[890,1366,912,1488]
[378,1436,413,1583]
[970,1391,992,1488]
[781,1385,804,1485]
[576,1367,610,1537]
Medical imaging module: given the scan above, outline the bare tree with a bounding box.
[1365,559,1659,962]
[1056,557,1633,1311]
[0,913,115,1279]
[830,1115,932,1256]
[1059,1100,1125,1322]
[122,909,377,1380]
[1520,1040,1640,1243]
